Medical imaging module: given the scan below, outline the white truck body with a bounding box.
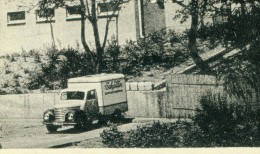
[65,73,128,115]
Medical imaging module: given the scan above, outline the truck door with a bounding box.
[85,90,99,118]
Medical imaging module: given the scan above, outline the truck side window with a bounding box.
[87,90,96,100]
[61,93,67,100]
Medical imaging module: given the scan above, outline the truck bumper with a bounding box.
[43,121,77,126]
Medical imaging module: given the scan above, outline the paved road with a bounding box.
[0,119,141,148]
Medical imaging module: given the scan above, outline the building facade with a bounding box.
[0,0,191,54]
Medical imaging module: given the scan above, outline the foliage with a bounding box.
[192,93,260,147]
[100,125,124,148]
[103,36,121,73]
[29,49,42,63]
[101,93,260,147]
[174,0,260,73]
[199,7,260,49]
[201,1,260,111]
[0,29,189,94]
[37,0,125,73]
[28,46,96,89]
[104,30,189,76]
[101,121,192,148]
[175,0,260,48]
[216,39,260,103]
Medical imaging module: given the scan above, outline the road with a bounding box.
[0,119,141,148]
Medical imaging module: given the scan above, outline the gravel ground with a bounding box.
[0,119,45,141]
[68,137,107,148]
[0,118,141,148]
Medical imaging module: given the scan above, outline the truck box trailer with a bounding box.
[43,73,128,132]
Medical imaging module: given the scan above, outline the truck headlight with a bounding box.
[66,112,74,122]
[43,111,54,121]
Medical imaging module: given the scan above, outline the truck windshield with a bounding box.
[60,91,85,100]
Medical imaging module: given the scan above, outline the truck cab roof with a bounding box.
[60,88,89,93]
[68,73,125,83]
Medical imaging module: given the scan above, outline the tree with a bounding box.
[37,4,56,47]
[174,0,260,103]
[174,0,216,73]
[174,0,259,72]
[202,0,259,103]
[37,0,125,73]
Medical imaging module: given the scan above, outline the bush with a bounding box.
[28,46,97,90]
[100,125,124,148]
[193,93,260,147]
[104,30,189,76]
[101,121,193,148]
[103,36,121,73]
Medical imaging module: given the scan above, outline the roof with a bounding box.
[68,73,125,83]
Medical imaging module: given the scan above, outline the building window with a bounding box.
[66,5,82,21]
[7,11,26,25]
[36,8,55,23]
[97,2,120,18]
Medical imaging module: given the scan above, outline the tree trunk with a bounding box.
[188,0,210,73]
[80,0,91,53]
[80,15,91,53]
[240,0,246,17]
[91,0,103,73]
[93,22,104,73]
[49,22,56,48]
[200,0,207,31]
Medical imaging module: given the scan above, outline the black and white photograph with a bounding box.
[0,0,260,151]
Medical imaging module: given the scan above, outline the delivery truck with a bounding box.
[43,73,128,132]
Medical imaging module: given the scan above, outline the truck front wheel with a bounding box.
[46,125,58,133]
[83,118,93,130]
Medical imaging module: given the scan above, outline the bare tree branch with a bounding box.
[85,0,91,18]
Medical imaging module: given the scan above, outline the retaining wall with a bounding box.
[0,93,59,119]
[126,91,167,118]
[1,75,259,119]
[0,91,167,119]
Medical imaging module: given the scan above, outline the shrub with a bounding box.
[100,125,124,148]
[104,30,189,76]
[101,121,193,148]
[104,36,121,73]
[5,54,16,62]
[21,49,28,62]
[193,93,259,146]
[28,46,97,90]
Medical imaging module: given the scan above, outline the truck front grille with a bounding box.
[54,108,66,122]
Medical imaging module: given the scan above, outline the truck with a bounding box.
[43,73,128,132]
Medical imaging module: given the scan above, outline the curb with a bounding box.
[131,118,192,123]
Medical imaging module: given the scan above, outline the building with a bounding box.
[0,0,192,54]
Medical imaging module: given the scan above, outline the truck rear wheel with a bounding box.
[98,115,110,125]
[111,109,124,122]
[98,110,124,125]
[74,116,93,130]
[46,125,58,133]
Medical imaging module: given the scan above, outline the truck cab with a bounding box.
[43,73,128,132]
